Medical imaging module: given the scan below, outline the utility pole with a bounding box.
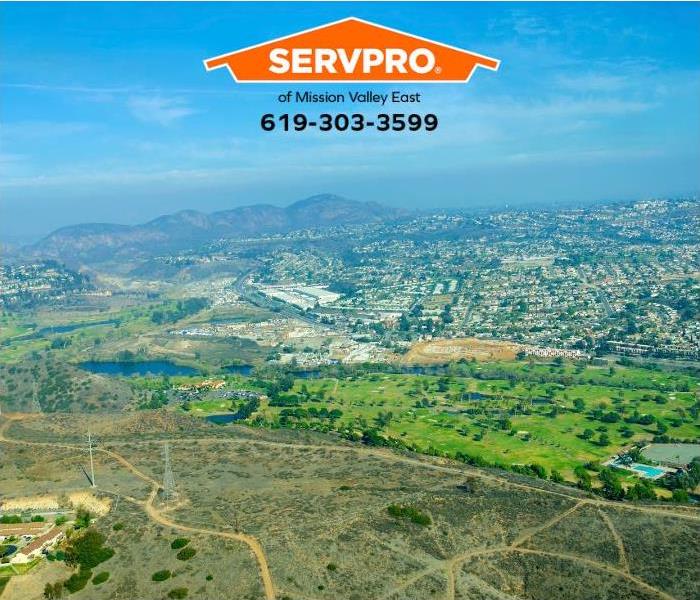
[87,430,96,488]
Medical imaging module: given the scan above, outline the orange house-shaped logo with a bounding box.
[204,17,499,83]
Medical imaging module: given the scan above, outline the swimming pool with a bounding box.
[630,463,666,479]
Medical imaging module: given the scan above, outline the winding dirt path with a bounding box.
[95,434,700,522]
[597,508,630,573]
[0,416,276,600]
[142,487,276,600]
[511,500,585,547]
[2,413,698,600]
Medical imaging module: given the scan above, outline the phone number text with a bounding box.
[260,113,438,132]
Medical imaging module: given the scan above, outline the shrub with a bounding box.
[112,523,124,531]
[326,563,337,572]
[176,547,196,561]
[43,582,63,599]
[550,470,564,483]
[92,572,110,585]
[152,570,172,582]
[63,568,92,593]
[205,574,213,581]
[54,516,67,526]
[170,538,189,550]
[168,588,189,599]
[74,507,92,529]
[672,489,689,503]
[31,515,46,522]
[387,504,431,527]
[0,515,21,524]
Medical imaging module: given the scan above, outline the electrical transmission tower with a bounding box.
[86,430,97,488]
[162,442,176,501]
[32,381,42,413]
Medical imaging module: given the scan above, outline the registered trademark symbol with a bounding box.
[434,66,442,74]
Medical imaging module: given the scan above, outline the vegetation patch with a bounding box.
[152,569,172,582]
[64,528,114,569]
[63,568,93,593]
[92,571,110,585]
[176,547,197,561]
[168,587,189,599]
[170,537,190,549]
[387,504,432,527]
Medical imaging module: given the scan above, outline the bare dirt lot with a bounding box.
[1,413,699,600]
[403,338,520,364]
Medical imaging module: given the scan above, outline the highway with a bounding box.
[232,269,319,326]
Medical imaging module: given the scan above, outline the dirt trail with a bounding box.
[597,508,630,573]
[511,500,585,547]
[97,433,700,522]
[459,573,519,600]
[0,416,276,600]
[143,487,276,600]
[2,414,697,600]
[512,548,676,600]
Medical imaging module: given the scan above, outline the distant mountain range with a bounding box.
[28,194,405,264]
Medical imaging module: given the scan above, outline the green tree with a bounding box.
[550,470,564,483]
[74,507,92,529]
[599,468,625,501]
[64,529,114,570]
[672,489,689,503]
[574,465,592,491]
[43,582,63,599]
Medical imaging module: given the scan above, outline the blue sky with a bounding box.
[1,2,699,242]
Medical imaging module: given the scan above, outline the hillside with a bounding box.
[28,194,405,264]
[0,358,135,412]
[2,414,699,600]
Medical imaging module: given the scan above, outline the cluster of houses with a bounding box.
[521,346,591,360]
[0,521,65,564]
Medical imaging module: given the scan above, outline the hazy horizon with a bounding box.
[2,2,699,243]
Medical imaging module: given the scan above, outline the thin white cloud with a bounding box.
[513,15,552,37]
[503,147,663,165]
[0,120,92,140]
[557,72,631,93]
[1,82,266,97]
[127,95,196,126]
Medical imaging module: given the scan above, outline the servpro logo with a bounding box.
[203,17,499,83]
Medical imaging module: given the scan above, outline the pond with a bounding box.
[294,369,322,379]
[79,360,199,377]
[463,392,489,401]
[205,413,240,425]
